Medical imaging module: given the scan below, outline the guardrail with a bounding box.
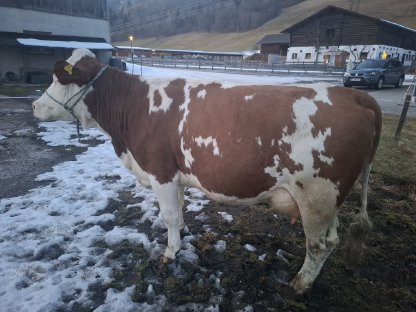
[124,57,346,76]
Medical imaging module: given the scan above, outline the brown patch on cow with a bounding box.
[309,87,381,205]
[54,60,95,86]
[165,79,186,109]
[153,90,162,108]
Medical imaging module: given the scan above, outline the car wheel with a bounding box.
[395,76,404,88]
[375,77,384,90]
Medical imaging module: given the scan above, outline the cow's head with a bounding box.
[32,48,99,128]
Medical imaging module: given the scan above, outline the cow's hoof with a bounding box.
[160,255,175,265]
[281,284,305,301]
[289,276,308,295]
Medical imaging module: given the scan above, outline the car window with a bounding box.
[355,60,386,69]
[393,61,402,68]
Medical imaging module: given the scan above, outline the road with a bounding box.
[0,98,83,198]
[364,84,416,117]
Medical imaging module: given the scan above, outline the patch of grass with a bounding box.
[0,84,46,97]
[373,114,416,183]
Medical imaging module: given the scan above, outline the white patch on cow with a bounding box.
[194,136,221,156]
[310,84,332,105]
[219,82,237,89]
[146,79,174,114]
[263,95,339,220]
[120,150,152,188]
[180,137,194,168]
[244,93,255,102]
[271,139,275,146]
[265,155,284,180]
[256,136,262,147]
[197,89,206,99]
[178,81,204,134]
[67,48,96,65]
[279,97,332,171]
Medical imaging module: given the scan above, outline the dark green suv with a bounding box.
[343,59,405,89]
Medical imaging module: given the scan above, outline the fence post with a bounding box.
[395,93,415,141]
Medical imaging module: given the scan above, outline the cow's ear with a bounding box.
[53,60,89,85]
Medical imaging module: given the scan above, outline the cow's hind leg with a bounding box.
[150,177,182,262]
[290,212,339,293]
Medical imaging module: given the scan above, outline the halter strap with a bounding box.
[45,65,108,136]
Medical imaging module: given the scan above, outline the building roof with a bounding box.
[282,5,416,34]
[115,46,245,57]
[256,34,290,45]
[17,38,114,50]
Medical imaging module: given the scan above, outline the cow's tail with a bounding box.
[345,93,382,265]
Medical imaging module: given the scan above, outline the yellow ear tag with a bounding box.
[64,64,73,75]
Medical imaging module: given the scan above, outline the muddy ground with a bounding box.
[94,173,415,312]
[1,92,415,311]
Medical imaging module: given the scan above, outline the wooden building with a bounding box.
[256,34,290,56]
[281,5,416,67]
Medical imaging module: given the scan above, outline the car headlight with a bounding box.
[368,71,378,76]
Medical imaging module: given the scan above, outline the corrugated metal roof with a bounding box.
[115,46,245,56]
[256,34,290,45]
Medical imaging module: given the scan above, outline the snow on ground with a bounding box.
[217,211,234,223]
[127,63,341,86]
[0,68,333,311]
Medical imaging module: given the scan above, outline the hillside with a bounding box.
[110,0,302,41]
[113,0,416,52]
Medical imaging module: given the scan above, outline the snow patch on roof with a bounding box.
[17,38,114,50]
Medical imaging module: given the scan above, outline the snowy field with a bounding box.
[0,66,340,311]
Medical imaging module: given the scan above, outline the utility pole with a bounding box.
[129,35,134,74]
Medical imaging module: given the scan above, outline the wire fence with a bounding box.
[123,56,347,76]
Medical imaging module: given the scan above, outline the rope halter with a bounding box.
[45,65,108,136]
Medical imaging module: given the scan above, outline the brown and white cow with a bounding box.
[33,49,382,293]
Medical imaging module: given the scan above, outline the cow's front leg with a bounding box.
[150,177,181,263]
[178,185,185,230]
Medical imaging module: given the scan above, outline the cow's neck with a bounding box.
[84,67,150,156]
